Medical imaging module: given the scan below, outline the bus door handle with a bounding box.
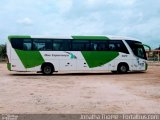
[65,63,70,67]
[84,63,87,67]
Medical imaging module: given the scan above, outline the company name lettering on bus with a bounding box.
[44,54,69,57]
[122,55,128,57]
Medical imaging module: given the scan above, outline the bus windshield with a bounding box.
[126,40,147,60]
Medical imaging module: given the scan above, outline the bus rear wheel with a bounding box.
[118,63,129,73]
[42,63,54,75]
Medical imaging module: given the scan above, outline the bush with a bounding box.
[0,44,6,60]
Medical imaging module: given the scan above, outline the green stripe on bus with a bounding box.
[7,63,11,71]
[81,51,119,68]
[15,49,45,68]
[8,35,31,41]
[72,36,110,40]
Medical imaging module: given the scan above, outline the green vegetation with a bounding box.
[0,44,6,61]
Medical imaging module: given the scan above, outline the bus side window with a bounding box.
[91,41,108,51]
[109,43,116,51]
[23,39,32,51]
[33,39,52,51]
[33,39,45,51]
[53,40,70,51]
[98,43,106,51]
[109,40,129,54]
[53,42,61,51]
[72,40,90,51]
[116,41,129,54]
[32,42,38,50]
[91,43,98,51]
[45,40,52,51]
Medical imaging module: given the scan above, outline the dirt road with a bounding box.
[0,63,160,113]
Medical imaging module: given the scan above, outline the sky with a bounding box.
[0,0,160,49]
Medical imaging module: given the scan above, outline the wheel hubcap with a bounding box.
[44,66,51,74]
[121,66,127,72]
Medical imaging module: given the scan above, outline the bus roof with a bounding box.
[8,35,139,41]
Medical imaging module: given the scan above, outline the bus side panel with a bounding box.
[114,57,146,71]
[26,65,41,72]
[138,59,146,71]
[132,58,146,71]
[107,60,116,71]
[40,51,61,71]
[10,48,26,71]
[41,51,84,71]
[112,52,134,71]
[78,51,109,71]
[20,51,60,72]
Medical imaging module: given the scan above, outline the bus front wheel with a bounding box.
[41,63,54,75]
[117,63,129,73]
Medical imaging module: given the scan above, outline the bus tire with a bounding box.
[41,63,54,75]
[117,63,129,73]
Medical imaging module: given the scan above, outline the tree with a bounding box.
[0,44,6,60]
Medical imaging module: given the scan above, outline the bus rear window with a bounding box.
[10,38,23,50]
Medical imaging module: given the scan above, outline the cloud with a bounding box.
[56,0,73,14]
[86,0,136,7]
[17,18,33,25]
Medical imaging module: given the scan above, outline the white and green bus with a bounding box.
[7,35,148,75]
